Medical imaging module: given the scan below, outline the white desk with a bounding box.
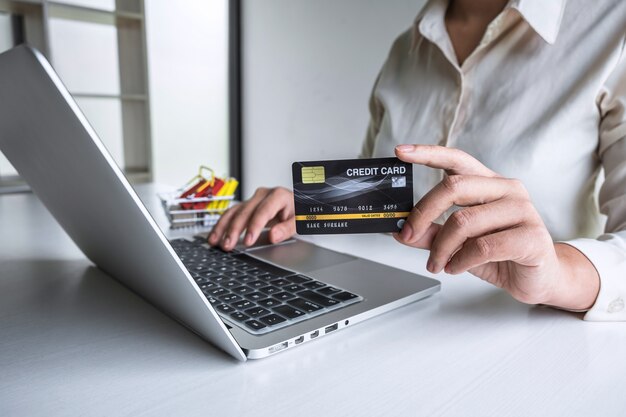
[1,184,624,417]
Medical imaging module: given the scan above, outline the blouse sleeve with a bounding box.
[359,73,384,159]
[563,39,626,321]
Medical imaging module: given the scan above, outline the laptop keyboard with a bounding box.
[170,238,363,335]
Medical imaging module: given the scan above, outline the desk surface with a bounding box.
[1,184,624,417]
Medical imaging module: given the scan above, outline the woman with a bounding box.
[209,0,626,321]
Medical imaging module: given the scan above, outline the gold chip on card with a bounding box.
[301,166,325,184]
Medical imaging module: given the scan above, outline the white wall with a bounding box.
[241,0,425,197]
[145,0,229,187]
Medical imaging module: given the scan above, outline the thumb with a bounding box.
[269,217,296,243]
[393,222,441,250]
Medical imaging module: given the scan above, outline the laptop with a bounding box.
[0,45,440,361]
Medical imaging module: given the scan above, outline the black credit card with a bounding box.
[292,157,413,234]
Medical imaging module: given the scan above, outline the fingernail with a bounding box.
[395,144,415,152]
[426,258,433,273]
[223,236,231,247]
[244,232,254,246]
[208,232,216,244]
[400,222,413,241]
[273,230,283,242]
[444,264,452,274]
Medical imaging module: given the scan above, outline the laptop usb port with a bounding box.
[310,330,319,339]
[295,336,304,345]
[324,323,338,334]
[268,342,288,354]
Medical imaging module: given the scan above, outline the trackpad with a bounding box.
[245,240,356,273]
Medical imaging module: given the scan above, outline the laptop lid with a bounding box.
[0,45,247,361]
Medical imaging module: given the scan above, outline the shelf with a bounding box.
[0,0,43,16]
[47,1,142,25]
[0,185,31,194]
[71,92,147,101]
[0,168,151,193]
[1,0,151,194]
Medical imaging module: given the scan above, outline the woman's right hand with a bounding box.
[208,186,296,251]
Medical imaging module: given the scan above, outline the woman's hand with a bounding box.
[394,144,599,310]
[208,187,296,251]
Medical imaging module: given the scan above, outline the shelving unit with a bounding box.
[0,0,152,192]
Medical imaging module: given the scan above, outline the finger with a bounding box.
[243,188,293,246]
[209,203,242,245]
[269,217,296,244]
[400,175,526,245]
[395,144,498,177]
[444,226,541,275]
[393,222,441,250]
[427,199,537,273]
[220,188,271,250]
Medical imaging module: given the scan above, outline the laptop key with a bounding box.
[213,265,235,273]
[221,270,244,279]
[232,286,255,295]
[260,286,281,295]
[219,293,243,303]
[287,298,323,313]
[229,312,249,322]
[302,281,326,290]
[269,278,290,287]
[317,286,342,296]
[272,305,305,319]
[208,288,229,297]
[244,306,270,318]
[234,274,254,283]
[189,265,207,272]
[223,280,240,289]
[273,292,296,301]
[216,304,235,313]
[232,300,253,309]
[211,275,228,283]
[287,274,312,284]
[245,292,265,302]
[257,273,279,281]
[283,284,304,293]
[245,320,267,331]
[238,265,257,272]
[248,280,267,289]
[194,276,211,284]
[298,290,339,307]
[259,314,286,327]
[196,270,220,279]
[257,298,282,308]
[333,291,359,301]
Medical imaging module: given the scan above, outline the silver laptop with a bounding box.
[0,45,440,361]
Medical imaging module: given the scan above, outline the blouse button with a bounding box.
[607,297,624,313]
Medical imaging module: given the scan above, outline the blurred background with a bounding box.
[0,0,423,198]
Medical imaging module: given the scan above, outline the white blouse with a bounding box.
[361,0,626,320]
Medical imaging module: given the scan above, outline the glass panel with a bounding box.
[48,17,120,95]
[145,0,229,186]
[74,97,125,168]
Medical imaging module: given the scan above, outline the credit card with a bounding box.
[292,157,413,234]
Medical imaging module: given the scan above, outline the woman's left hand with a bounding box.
[394,144,599,309]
